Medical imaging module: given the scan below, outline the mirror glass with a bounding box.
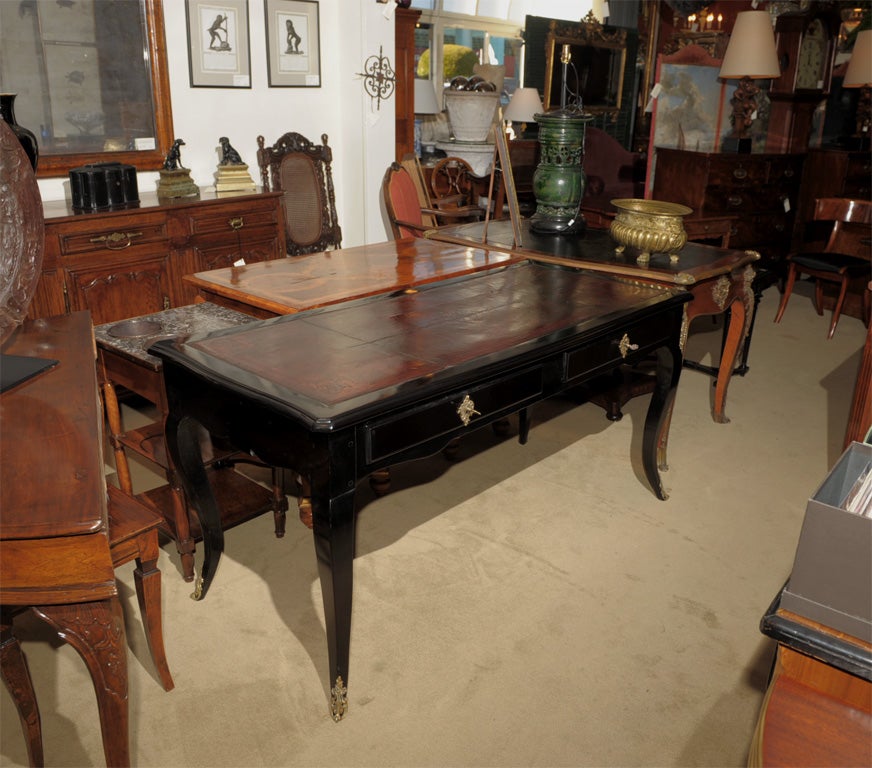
[543,18,627,114]
[0,0,172,177]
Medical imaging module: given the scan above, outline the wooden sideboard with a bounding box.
[653,148,804,266]
[31,190,287,325]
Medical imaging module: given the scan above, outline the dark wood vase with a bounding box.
[0,93,39,171]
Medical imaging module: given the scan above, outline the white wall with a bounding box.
[35,0,396,247]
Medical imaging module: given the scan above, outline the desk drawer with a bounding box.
[564,318,670,384]
[365,367,544,463]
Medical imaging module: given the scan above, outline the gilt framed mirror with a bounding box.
[542,13,627,116]
[0,0,173,178]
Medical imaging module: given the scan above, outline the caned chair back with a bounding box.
[257,132,341,256]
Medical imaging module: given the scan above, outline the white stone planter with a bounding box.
[443,90,500,143]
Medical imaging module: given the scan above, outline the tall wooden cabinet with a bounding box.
[32,190,287,325]
[395,7,421,162]
[652,148,804,263]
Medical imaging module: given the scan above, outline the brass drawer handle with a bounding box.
[727,195,743,208]
[89,231,143,250]
[783,167,794,178]
[618,333,639,359]
[228,217,244,230]
[732,167,748,180]
[456,394,480,426]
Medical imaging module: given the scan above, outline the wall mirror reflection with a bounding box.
[0,0,173,177]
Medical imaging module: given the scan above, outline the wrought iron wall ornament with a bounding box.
[357,46,395,110]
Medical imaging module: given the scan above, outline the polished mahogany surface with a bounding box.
[183,236,525,316]
[152,259,691,720]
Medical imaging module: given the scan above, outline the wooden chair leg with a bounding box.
[829,277,850,339]
[774,264,798,324]
[132,531,175,692]
[813,278,825,316]
[271,467,288,538]
[1,614,43,768]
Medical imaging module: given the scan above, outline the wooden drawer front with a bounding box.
[193,234,283,272]
[53,216,168,256]
[845,153,871,179]
[365,367,544,463]
[767,157,802,185]
[564,319,670,384]
[707,185,793,214]
[188,203,280,237]
[706,157,768,186]
[731,215,792,248]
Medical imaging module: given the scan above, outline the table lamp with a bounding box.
[719,10,780,153]
[503,87,543,138]
[414,79,441,158]
[843,28,872,148]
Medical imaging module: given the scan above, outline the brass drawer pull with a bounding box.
[727,195,743,208]
[228,217,244,230]
[783,167,794,178]
[89,231,143,250]
[456,394,480,426]
[618,333,639,359]
[732,167,748,180]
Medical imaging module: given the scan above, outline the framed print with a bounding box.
[186,0,251,88]
[264,0,321,87]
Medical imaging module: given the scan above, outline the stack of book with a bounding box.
[215,164,256,194]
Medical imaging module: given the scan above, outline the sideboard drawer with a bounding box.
[706,157,768,186]
[188,203,282,237]
[55,216,169,257]
[365,366,544,463]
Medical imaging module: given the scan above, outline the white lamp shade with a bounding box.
[719,10,781,80]
[414,79,441,114]
[844,29,872,87]
[503,87,544,122]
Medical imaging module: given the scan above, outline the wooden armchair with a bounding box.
[774,198,871,338]
[257,132,342,256]
[382,160,483,239]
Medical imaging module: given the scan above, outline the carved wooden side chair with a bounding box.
[775,198,872,339]
[257,132,342,256]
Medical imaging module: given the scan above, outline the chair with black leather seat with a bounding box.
[774,198,872,339]
[257,132,342,256]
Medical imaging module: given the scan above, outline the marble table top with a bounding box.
[93,302,255,369]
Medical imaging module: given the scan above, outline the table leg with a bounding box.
[712,295,748,424]
[164,414,224,600]
[33,598,129,768]
[643,344,682,500]
[100,375,133,496]
[1,612,43,768]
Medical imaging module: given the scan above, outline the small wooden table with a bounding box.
[183,236,525,318]
[428,220,759,424]
[152,260,691,720]
[1,312,129,767]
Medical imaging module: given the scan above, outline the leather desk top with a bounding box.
[183,236,525,316]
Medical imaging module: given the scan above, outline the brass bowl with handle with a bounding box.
[609,198,693,265]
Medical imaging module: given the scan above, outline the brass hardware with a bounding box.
[228,217,244,230]
[711,275,730,311]
[618,333,639,358]
[609,199,691,265]
[62,282,70,314]
[191,576,204,600]
[89,231,143,250]
[727,195,743,207]
[732,167,748,180]
[783,168,794,178]
[331,675,348,721]
[163,295,171,310]
[456,394,480,426]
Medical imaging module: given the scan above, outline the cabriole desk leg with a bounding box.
[1,611,43,767]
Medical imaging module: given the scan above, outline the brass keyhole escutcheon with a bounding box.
[618,333,639,359]
[456,394,480,426]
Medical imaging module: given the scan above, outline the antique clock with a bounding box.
[765,6,840,153]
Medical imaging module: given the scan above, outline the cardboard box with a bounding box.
[781,442,872,643]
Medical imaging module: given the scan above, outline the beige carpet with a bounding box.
[1,284,867,767]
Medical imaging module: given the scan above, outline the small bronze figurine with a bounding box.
[163,138,186,171]
[218,136,244,166]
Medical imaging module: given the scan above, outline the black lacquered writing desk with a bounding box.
[151,259,691,720]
